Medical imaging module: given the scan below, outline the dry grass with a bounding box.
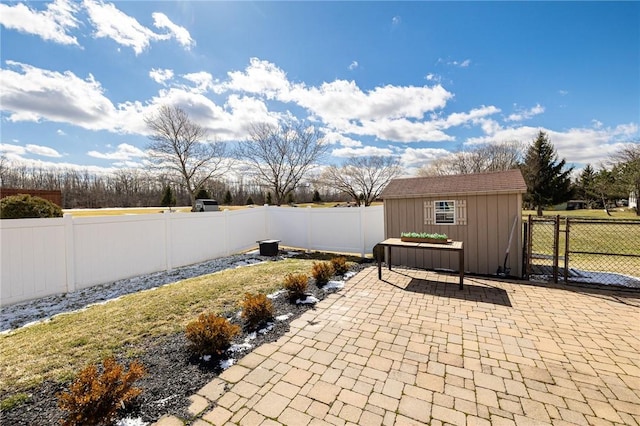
[0,258,317,396]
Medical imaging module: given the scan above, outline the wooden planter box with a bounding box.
[400,237,451,244]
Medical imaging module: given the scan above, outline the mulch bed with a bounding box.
[1,254,369,425]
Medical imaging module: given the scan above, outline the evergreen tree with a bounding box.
[521,131,573,216]
[287,192,295,204]
[312,189,322,203]
[575,164,598,207]
[246,196,254,205]
[266,192,272,205]
[160,185,176,208]
[195,188,211,199]
[223,190,232,205]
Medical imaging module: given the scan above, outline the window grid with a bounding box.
[434,200,455,224]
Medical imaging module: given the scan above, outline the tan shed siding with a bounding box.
[384,192,523,276]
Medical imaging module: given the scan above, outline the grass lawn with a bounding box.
[522,208,639,220]
[0,258,320,398]
[524,208,640,276]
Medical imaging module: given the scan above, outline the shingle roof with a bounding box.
[380,169,528,199]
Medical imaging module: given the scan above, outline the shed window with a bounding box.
[435,201,455,224]
[424,200,467,225]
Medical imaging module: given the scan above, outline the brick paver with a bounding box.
[154,266,640,425]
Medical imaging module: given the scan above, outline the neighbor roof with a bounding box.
[381,169,528,199]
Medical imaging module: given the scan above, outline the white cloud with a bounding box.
[87,143,146,160]
[0,61,120,130]
[221,58,291,98]
[290,79,453,125]
[152,12,194,49]
[26,144,63,158]
[322,131,363,147]
[558,90,569,96]
[438,58,472,68]
[332,146,394,158]
[0,0,80,46]
[443,105,501,127]
[465,122,639,166]
[425,73,442,83]
[182,71,215,93]
[149,68,174,85]
[0,143,27,157]
[392,16,401,26]
[400,147,453,169]
[348,61,359,71]
[84,0,166,55]
[57,129,67,136]
[83,1,192,54]
[506,103,545,122]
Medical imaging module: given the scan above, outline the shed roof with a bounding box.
[381,169,528,199]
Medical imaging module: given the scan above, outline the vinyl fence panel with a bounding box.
[1,206,384,306]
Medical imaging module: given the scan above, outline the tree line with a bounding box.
[1,105,638,215]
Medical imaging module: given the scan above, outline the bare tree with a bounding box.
[145,105,229,207]
[322,156,403,206]
[236,122,328,205]
[418,141,523,176]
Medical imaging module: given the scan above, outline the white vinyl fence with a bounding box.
[0,205,383,306]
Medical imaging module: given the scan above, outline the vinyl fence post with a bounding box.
[359,206,366,257]
[264,204,270,240]
[63,213,76,293]
[224,209,230,256]
[306,206,312,252]
[164,210,173,271]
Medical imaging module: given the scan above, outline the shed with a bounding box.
[380,169,528,277]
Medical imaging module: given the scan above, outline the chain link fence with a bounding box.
[525,216,640,287]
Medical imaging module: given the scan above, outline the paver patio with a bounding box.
[155,266,640,425]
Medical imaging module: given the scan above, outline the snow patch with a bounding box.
[296,295,319,305]
[267,290,287,299]
[220,359,235,370]
[324,280,345,290]
[229,343,253,353]
[1,251,304,333]
[258,323,275,334]
[116,418,148,426]
[202,355,211,362]
[275,313,293,321]
[343,271,357,279]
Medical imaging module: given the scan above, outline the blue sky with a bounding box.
[1,1,638,177]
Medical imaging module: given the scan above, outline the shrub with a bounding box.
[241,293,274,329]
[0,194,63,219]
[283,273,308,299]
[312,261,334,286]
[330,256,349,275]
[185,313,240,356]
[57,357,146,426]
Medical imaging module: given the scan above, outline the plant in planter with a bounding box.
[400,232,450,244]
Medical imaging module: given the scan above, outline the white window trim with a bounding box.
[424,199,467,225]
[434,200,456,225]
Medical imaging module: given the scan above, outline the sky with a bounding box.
[1,1,639,178]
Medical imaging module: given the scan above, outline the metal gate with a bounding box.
[524,215,640,287]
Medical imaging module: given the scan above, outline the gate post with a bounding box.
[564,217,570,283]
[526,215,533,279]
[553,215,560,284]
